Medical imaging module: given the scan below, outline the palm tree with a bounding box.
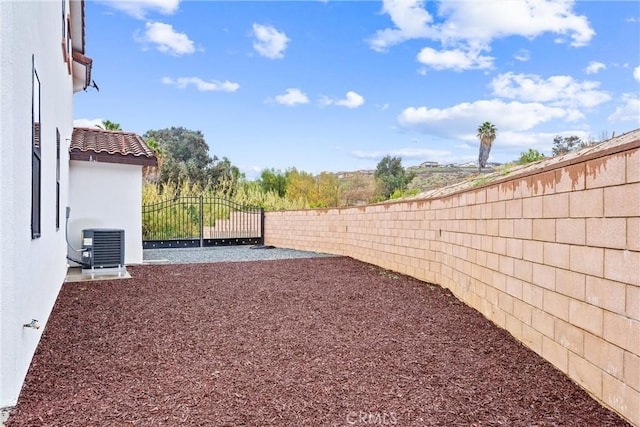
[477,121,497,172]
[98,119,122,131]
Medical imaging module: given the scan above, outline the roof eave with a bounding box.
[72,51,92,93]
[70,150,158,167]
[70,0,92,92]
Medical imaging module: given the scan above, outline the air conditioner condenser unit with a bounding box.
[81,228,125,269]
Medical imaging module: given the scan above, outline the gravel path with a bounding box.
[6,257,630,426]
[143,246,337,264]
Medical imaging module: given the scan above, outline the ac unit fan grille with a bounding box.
[82,229,125,268]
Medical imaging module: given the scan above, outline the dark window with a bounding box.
[66,16,71,59]
[61,1,71,72]
[56,128,61,230]
[32,55,41,239]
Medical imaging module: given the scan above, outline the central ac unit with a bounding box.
[81,228,125,269]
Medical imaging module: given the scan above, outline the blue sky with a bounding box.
[74,0,640,179]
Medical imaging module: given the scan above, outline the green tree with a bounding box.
[552,135,587,156]
[374,155,414,199]
[315,172,340,208]
[144,127,213,187]
[209,156,244,195]
[259,168,287,197]
[98,119,122,131]
[477,121,497,172]
[517,149,545,164]
[285,168,316,203]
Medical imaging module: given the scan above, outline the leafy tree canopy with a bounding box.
[315,172,340,208]
[552,135,587,156]
[374,155,415,199]
[285,168,316,204]
[210,156,244,196]
[144,127,243,190]
[259,168,287,197]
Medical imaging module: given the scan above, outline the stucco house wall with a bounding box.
[0,1,90,408]
[68,161,144,265]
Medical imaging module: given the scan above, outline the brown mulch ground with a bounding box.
[7,257,630,427]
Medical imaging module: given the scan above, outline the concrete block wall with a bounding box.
[265,136,640,426]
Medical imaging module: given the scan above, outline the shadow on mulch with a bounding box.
[7,257,630,427]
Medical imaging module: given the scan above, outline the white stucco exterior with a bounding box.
[68,161,144,265]
[0,1,81,408]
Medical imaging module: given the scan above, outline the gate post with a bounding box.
[260,207,265,245]
[199,195,204,247]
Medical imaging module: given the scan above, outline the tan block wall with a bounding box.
[265,142,640,426]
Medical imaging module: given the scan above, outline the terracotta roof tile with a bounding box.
[70,127,157,167]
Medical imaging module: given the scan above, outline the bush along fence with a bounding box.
[264,130,640,426]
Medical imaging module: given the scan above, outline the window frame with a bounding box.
[56,128,61,230]
[66,15,72,68]
[32,55,41,239]
[61,0,65,39]
[61,0,72,74]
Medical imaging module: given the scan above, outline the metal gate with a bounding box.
[142,196,264,249]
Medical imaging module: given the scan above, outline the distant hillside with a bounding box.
[406,164,495,193]
[335,163,496,201]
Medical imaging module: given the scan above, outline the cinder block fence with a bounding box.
[265,130,640,426]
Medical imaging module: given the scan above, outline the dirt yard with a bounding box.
[6,257,630,426]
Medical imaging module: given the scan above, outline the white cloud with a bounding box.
[272,88,309,106]
[99,0,180,19]
[162,77,239,92]
[321,91,365,109]
[136,22,195,56]
[513,49,530,62]
[434,1,594,47]
[368,0,435,52]
[634,66,640,82]
[369,0,594,71]
[449,129,594,162]
[73,118,104,129]
[353,128,601,165]
[369,0,595,51]
[490,72,611,108]
[252,24,289,59]
[397,99,582,135]
[608,93,640,123]
[417,47,493,71]
[240,165,263,180]
[585,61,606,74]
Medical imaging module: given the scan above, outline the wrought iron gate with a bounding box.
[142,196,264,249]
